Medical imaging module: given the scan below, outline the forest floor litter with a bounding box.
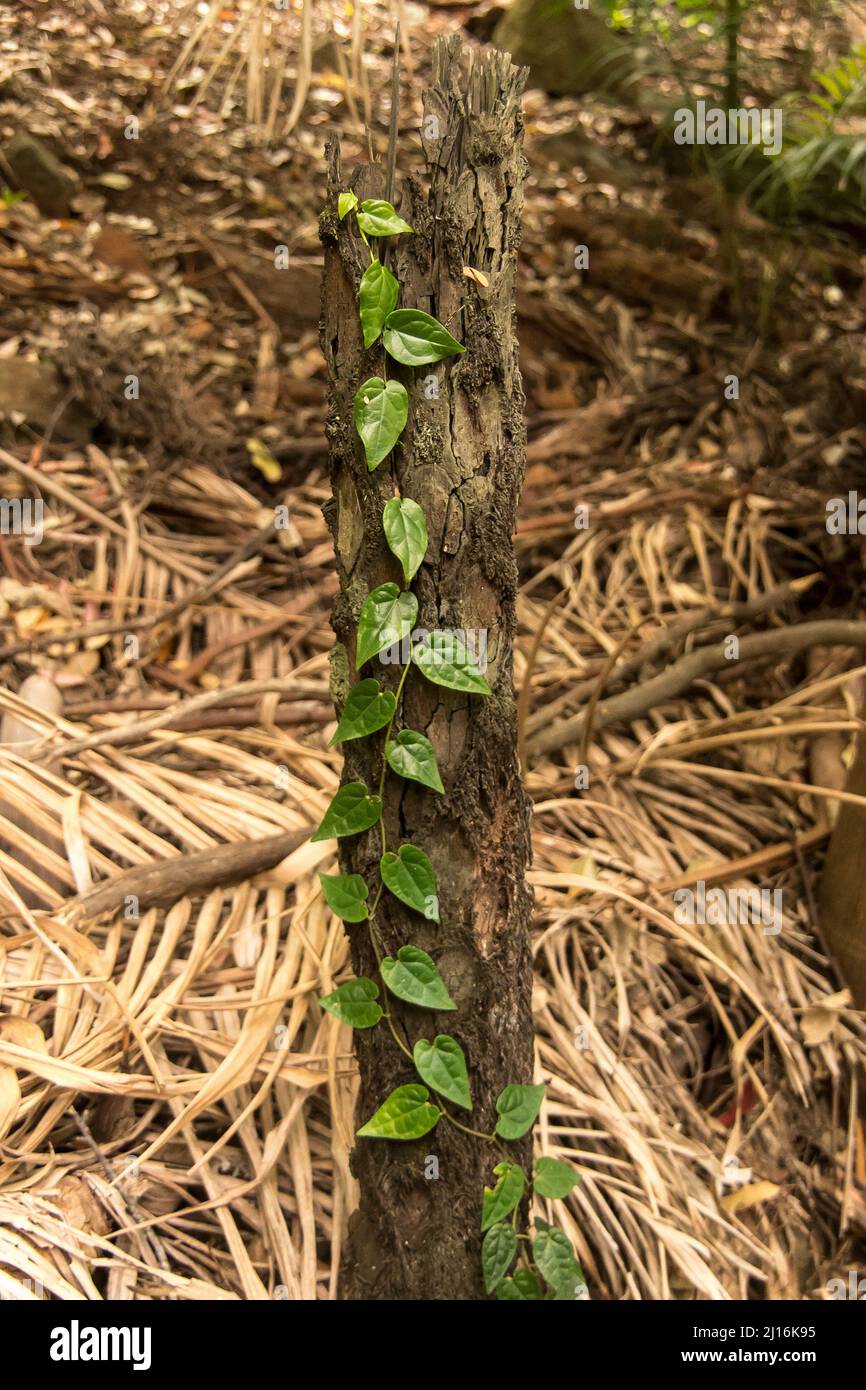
[0,0,864,1299]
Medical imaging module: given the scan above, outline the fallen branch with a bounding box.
[648,825,829,894]
[0,615,155,662]
[62,829,309,923]
[525,574,819,739]
[70,701,330,733]
[528,619,866,759]
[177,610,295,682]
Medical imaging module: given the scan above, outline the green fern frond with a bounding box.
[797,43,866,137]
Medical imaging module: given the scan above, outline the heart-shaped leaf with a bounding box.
[356,198,413,238]
[412,630,491,695]
[481,1162,525,1231]
[495,1278,525,1301]
[354,377,408,470]
[413,1034,471,1110]
[534,1157,581,1200]
[494,1082,545,1140]
[359,261,399,348]
[379,946,456,1011]
[385,729,444,793]
[532,1226,585,1300]
[356,584,418,670]
[496,1269,542,1300]
[383,309,465,366]
[318,872,369,922]
[338,190,358,220]
[330,679,396,744]
[383,497,428,583]
[482,1223,517,1294]
[319,977,382,1028]
[514,1269,543,1299]
[311,782,383,842]
[380,844,439,920]
[356,1083,440,1140]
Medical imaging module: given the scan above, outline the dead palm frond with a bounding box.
[1,427,864,1298]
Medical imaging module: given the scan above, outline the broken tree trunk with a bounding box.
[320,36,532,1300]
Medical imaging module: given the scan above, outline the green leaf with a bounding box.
[532,1226,585,1300]
[338,190,358,220]
[482,1223,517,1294]
[494,1083,545,1140]
[413,1034,471,1110]
[356,198,413,238]
[311,782,383,842]
[319,977,382,1028]
[330,679,396,744]
[379,946,456,1011]
[385,728,444,794]
[355,583,418,669]
[412,630,492,695]
[383,309,465,366]
[534,1157,581,1200]
[496,1269,542,1301]
[495,1277,525,1300]
[481,1162,525,1231]
[354,377,408,470]
[513,1268,543,1299]
[359,261,399,349]
[383,497,428,583]
[318,872,369,922]
[380,844,439,920]
[356,1083,440,1140]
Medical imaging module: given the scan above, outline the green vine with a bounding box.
[315,190,586,1300]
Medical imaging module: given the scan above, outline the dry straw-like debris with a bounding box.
[1,441,864,1300]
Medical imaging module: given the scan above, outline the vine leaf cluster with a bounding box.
[316,192,585,1299]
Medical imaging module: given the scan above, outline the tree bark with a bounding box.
[320,36,532,1300]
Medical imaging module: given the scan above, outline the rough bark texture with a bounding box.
[819,729,866,1011]
[320,37,532,1300]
